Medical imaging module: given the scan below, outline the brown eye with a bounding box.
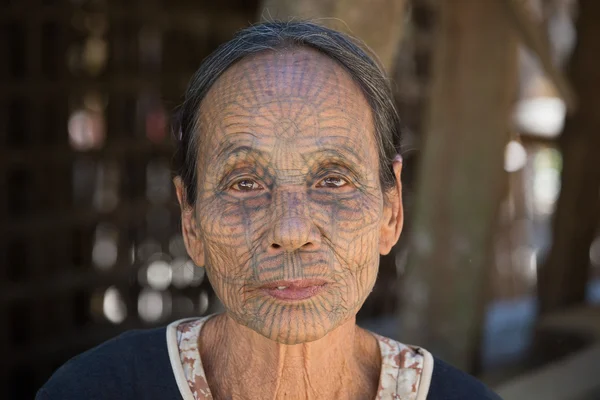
[232,179,262,191]
[319,176,347,188]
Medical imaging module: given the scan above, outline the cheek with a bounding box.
[315,193,383,260]
[197,194,271,270]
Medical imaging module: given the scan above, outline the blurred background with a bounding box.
[1,0,599,399]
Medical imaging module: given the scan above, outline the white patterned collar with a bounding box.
[166,315,433,400]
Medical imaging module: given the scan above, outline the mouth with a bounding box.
[259,279,330,301]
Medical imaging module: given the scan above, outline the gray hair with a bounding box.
[174,20,403,204]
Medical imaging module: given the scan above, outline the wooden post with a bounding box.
[400,0,517,372]
[537,0,600,315]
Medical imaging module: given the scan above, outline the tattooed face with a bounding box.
[179,48,401,344]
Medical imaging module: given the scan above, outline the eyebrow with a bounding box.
[210,144,271,181]
[308,144,366,167]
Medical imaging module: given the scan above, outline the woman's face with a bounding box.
[177,48,402,344]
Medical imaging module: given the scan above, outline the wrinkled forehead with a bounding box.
[197,47,377,157]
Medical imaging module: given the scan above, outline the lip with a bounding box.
[260,279,330,290]
[260,279,330,301]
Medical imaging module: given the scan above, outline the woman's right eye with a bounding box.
[230,179,262,192]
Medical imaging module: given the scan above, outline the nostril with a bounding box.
[272,244,281,249]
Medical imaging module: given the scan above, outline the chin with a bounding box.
[268,326,329,345]
[240,302,347,345]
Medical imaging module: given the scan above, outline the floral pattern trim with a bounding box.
[373,333,427,399]
[176,318,213,399]
[172,316,431,399]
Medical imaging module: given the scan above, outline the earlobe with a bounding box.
[173,177,206,267]
[379,158,404,255]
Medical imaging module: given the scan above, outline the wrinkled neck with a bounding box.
[200,313,381,400]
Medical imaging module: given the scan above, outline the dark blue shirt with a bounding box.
[37,327,502,399]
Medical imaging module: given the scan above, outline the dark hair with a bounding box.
[174,20,402,205]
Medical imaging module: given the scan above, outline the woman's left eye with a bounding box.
[318,176,348,188]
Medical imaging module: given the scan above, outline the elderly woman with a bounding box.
[38,22,501,399]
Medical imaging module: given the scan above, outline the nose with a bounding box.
[271,217,319,252]
[269,190,320,253]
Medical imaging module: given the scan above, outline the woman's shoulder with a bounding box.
[428,356,503,400]
[373,333,502,400]
[37,326,179,400]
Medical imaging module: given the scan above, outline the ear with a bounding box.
[379,156,404,255]
[174,177,205,267]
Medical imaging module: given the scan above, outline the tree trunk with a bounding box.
[537,0,600,315]
[400,0,517,372]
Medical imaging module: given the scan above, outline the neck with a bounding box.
[200,313,381,400]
